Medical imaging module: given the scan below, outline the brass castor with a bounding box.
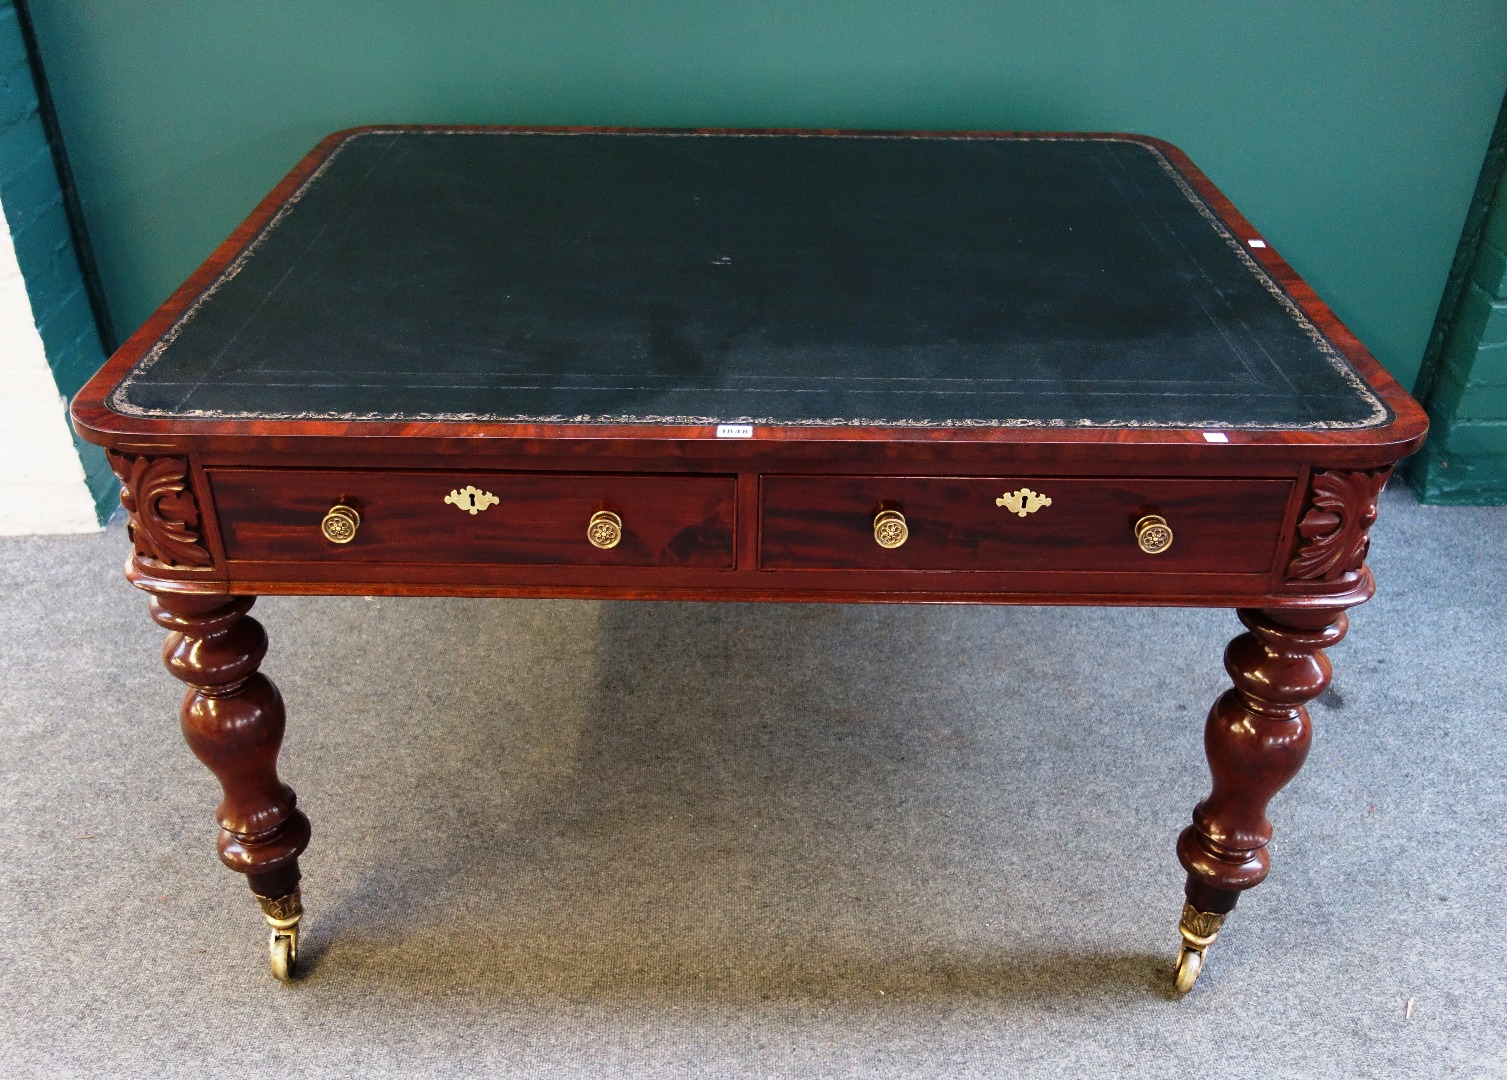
[1174,902,1226,994]
[269,930,297,981]
[1173,943,1203,994]
[256,888,303,982]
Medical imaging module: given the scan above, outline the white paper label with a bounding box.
[1248,239,1267,248]
[716,424,754,438]
[1202,431,1230,443]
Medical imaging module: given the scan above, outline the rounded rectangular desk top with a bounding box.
[85,127,1409,438]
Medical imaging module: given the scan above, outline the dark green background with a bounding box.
[25,1,1507,391]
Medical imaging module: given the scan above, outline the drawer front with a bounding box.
[211,469,736,567]
[760,476,1292,573]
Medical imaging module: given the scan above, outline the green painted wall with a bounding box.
[1408,92,1507,504]
[23,1,1507,393]
[0,0,113,520]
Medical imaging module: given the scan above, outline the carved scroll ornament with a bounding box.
[107,452,213,568]
[1285,468,1391,582]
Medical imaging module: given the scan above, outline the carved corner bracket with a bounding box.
[1285,467,1391,582]
[107,451,214,569]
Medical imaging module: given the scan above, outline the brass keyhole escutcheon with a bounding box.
[321,504,361,544]
[873,508,908,549]
[588,510,623,549]
[1134,514,1174,554]
[996,487,1052,517]
[444,485,499,515]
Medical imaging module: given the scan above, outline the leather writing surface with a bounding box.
[112,130,1385,429]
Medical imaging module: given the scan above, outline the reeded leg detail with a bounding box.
[1174,606,1348,992]
[149,592,311,980]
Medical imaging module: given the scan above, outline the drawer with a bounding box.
[210,469,736,567]
[759,476,1293,573]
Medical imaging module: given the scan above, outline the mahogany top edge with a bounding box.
[71,124,1428,463]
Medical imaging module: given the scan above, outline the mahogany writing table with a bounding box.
[71,127,1426,991]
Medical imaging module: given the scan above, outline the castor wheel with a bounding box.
[256,888,304,982]
[1173,902,1226,994]
[269,930,297,981]
[1173,944,1204,994]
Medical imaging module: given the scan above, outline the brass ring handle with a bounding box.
[1134,514,1173,554]
[873,508,909,549]
[321,504,361,544]
[587,510,623,550]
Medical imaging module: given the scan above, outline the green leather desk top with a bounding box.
[109,129,1386,430]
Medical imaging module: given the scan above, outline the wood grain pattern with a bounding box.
[759,475,1292,573]
[209,468,737,568]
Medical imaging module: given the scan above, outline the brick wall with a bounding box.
[1409,93,1507,504]
[0,0,113,532]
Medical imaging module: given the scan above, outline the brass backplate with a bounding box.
[588,510,623,549]
[996,487,1052,517]
[873,509,909,549]
[320,504,360,544]
[1135,513,1174,554]
[444,486,500,515]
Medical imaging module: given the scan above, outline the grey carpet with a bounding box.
[0,485,1502,1078]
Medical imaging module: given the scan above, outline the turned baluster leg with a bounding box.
[149,592,312,980]
[1173,606,1347,993]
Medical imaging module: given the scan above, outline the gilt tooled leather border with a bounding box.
[107,129,1391,431]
